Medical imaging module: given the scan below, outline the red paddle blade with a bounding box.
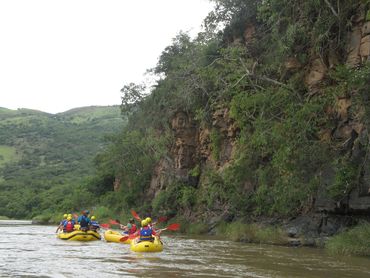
[109,219,119,225]
[167,223,180,231]
[130,210,141,221]
[100,223,110,229]
[119,236,129,242]
[158,216,168,223]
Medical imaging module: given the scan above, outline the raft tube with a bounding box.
[104,230,132,244]
[57,230,101,241]
[130,236,163,252]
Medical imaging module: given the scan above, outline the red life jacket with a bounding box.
[129,224,137,234]
[65,221,74,232]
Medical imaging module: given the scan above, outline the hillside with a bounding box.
[0,106,123,218]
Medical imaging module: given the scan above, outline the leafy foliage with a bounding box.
[0,106,123,219]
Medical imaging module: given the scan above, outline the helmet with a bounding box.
[67,216,72,221]
[68,214,72,218]
[141,220,148,227]
[86,210,90,214]
[63,214,67,219]
[145,217,152,223]
[91,216,96,220]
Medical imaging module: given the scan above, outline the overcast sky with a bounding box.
[0,0,213,114]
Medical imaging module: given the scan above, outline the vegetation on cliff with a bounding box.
[93,0,370,225]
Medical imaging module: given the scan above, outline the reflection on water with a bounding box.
[0,225,369,277]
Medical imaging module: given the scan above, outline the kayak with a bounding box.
[130,236,163,252]
[57,230,101,241]
[104,230,132,244]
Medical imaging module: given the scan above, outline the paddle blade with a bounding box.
[158,216,168,223]
[100,223,110,229]
[130,210,141,221]
[109,219,119,225]
[119,236,129,242]
[166,223,180,231]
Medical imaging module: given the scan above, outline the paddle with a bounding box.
[100,223,111,229]
[109,219,120,225]
[119,233,137,242]
[130,209,141,221]
[159,223,180,232]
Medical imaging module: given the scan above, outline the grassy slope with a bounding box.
[0,106,123,218]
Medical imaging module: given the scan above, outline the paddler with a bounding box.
[136,219,162,242]
[120,218,137,235]
[77,210,91,231]
[90,216,100,231]
[55,214,68,233]
[63,216,75,233]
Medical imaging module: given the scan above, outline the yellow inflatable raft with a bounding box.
[57,230,101,241]
[104,230,132,244]
[130,236,163,252]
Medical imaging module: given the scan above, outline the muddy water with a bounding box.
[0,224,369,277]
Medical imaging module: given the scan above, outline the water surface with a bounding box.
[0,224,369,277]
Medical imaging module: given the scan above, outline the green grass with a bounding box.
[326,223,370,256]
[216,221,288,245]
[0,145,19,166]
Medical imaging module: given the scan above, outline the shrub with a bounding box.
[326,223,370,256]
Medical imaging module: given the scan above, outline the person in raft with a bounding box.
[56,214,68,233]
[136,219,162,242]
[89,216,100,232]
[145,217,157,228]
[63,216,75,233]
[77,210,91,231]
[120,218,137,235]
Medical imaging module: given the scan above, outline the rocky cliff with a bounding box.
[143,5,370,240]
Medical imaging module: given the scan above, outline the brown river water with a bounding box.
[0,223,369,277]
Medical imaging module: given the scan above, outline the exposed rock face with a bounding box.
[346,13,370,66]
[147,158,172,199]
[305,57,327,90]
[171,111,198,179]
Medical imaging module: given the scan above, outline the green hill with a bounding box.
[0,105,123,219]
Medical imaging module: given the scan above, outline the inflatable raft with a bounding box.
[57,230,101,241]
[104,230,132,244]
[130,236,163,252]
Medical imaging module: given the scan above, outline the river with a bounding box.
[0,223,369,277]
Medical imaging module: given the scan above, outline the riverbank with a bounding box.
[167,214,370,257]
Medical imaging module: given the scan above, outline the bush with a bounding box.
[326,223,370,256]
[216,221,288,245]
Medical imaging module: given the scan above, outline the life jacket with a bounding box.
[79,215,89,228]
[140,227,153,241]
[129,224,137,234]
[90,221,99,229]
[64,221,74,232]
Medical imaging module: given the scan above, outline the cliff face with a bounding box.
[146,9,370,221]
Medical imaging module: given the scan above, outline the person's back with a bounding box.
[78,210,90,231]
[63,217,75,233]
[90,216,99,231]
[139,220,155,241]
